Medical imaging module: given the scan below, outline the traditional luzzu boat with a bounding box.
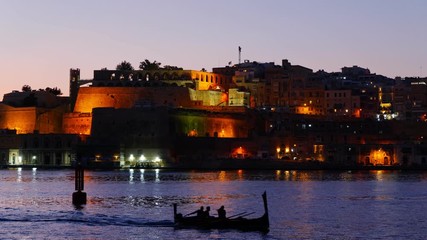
[173,191,269,232]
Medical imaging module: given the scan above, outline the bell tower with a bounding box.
[70,68,80,112]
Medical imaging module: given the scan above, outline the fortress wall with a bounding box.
[0,104,36,134]
[62,112,92,135]
[173,113,249,138]
[73,87,194,113]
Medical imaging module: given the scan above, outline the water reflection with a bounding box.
[375,170,384,181]
[3,169,424,185]
[140,169,145,182]
[237,169,243,180]
[218,171,227,181]
[155,169,160,182]
[32,167,37,182]
[17,167,22,182]
[129,169,134,183]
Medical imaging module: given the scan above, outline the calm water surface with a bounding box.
[1,169,427,239]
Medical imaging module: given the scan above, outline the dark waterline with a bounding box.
[1,169,427,239]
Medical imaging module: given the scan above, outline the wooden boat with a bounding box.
[173,191,269,232]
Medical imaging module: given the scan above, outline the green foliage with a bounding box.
[22,85,32,92]
[116,61,134,71]
[163,65,183,70]
[139,59,161,70]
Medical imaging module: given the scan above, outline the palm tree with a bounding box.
[139,59,161,70]
[116,61,134,71]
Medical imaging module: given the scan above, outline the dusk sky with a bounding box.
[1,0,426,97]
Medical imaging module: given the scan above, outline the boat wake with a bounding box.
[0,214,174,227]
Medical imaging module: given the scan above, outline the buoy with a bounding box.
[72,162,87,205]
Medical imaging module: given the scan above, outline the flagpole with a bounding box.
[238,46,241,64]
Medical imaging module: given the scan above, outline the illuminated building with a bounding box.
[0,130,79,167]
[0,91,68,134]
[325,89,361,117]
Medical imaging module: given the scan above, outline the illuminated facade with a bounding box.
[0,91,68,134]
[0,131,79,167]
[325,89,361,117]
[2,61,427,168]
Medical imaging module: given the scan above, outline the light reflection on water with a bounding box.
[1,169,427,239]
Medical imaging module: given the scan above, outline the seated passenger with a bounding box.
[217,206,226,219]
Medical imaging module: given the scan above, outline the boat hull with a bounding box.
[174,214,269,232]
[173,191,269,232]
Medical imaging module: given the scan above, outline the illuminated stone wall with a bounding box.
[62,112,92,135]
[188,89,227,106]
[0,104,66,134]
[172,111,250,138]
[0,104,36,133]
[73,87,194,113]
[228,88,250,107]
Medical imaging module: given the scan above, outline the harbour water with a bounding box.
[1,168,427,239]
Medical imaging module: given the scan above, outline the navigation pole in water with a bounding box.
[72,161,87,205]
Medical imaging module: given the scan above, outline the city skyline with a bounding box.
[1,0,426,97]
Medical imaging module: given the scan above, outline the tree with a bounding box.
[116,61,134,71]
[139,59,161,70]
[22,85,32,92]
[46,87,62,96]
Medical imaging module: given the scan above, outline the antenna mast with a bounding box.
[238,46,241,64]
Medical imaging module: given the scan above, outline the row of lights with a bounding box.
[128,154,162,163]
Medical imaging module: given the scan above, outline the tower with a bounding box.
[70,68,80,112]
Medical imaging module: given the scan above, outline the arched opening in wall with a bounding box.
[153,73,160,81]
[215,76,218,84]
[384,156,389,165]
[120,74,125,80]
[210,76,213,83]
[137,73,143,81]
[110,73,116,80]
[128,74,134,81]
[145,73,151,81]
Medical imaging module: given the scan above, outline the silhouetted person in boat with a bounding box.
[196,206,204,217]
[217,206,226,219]
[203,206,211,218]
[186,206,204,217]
